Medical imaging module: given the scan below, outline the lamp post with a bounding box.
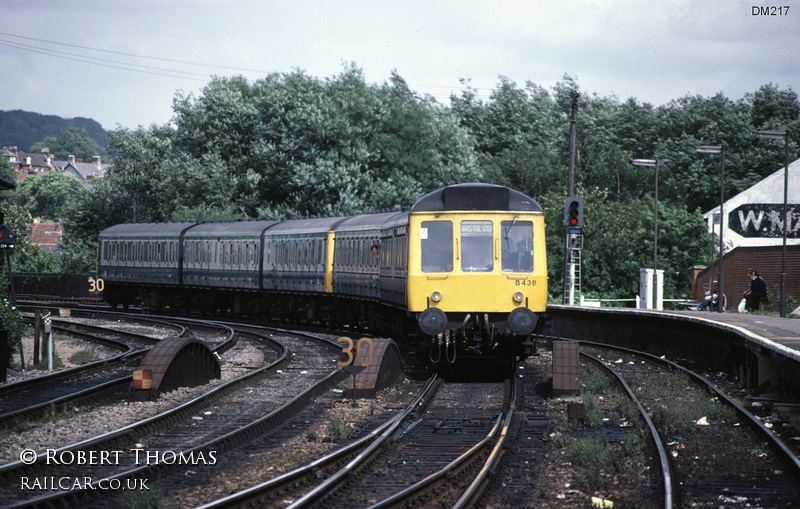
[696,145,725,312]
[632,159,659,309]
[755,130,790,318]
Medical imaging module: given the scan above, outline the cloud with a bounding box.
[0,0,796,129]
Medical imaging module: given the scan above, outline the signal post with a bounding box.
[562,197,584,305]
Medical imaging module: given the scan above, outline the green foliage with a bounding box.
[170,67,479,219]
[30,126,102,162]
[326,420,353,441]
[120,485,180,509]
[15,170,86,220]
[0,202,62,272]
[540,186,708,302]
[44,66,797,302]
[68,349,98,364]
[0,158,16,194]
[0,297,26,351]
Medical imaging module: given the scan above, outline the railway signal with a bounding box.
[562,197,584,305]
[563,197,584,229]
[0,224,16,249]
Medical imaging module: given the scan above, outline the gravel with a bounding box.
[0,335,267,464]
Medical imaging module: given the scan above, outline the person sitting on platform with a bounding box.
[698,286,717,311]
[698,283,722,311]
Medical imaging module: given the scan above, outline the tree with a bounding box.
[540,188,708,303]
[0,202,61,272]
[30,126,102,161]
[749,83,800,130]
[0,158,16,197]
[451,77,563,199]
[15,171,85,220]
[171,66,479,218]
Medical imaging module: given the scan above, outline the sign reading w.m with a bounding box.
[729,204,800,238]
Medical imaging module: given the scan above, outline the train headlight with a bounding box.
[431,291,442,303]
[513,292,524,303]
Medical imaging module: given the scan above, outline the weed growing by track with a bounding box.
[546,363,653,500]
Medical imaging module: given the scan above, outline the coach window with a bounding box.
[460,221,493,272]
[501,221,534,273]
[420,221,453,273]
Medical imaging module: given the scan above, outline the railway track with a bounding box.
[10,300,800,507]
[0,325,346,508]
[187,376,515,509]
[0,317,178,428]
[578,340,800,507]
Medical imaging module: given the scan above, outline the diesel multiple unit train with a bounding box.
[97,183,548,364]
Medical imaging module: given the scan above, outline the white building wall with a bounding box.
[703,158,800,249]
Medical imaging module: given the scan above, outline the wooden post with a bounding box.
[33,309,41,369]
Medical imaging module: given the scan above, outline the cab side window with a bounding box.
[420,221,453,273]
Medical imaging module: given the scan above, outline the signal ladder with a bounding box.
[563,233,582,305]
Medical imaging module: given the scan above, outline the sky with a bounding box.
[1,0,798,131]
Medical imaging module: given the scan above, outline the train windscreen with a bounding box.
[460,221,493,272]
[501,220,533,272]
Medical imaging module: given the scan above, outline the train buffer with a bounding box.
[131,337,221,401]
[338,337,403,398]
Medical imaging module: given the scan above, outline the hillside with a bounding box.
[0,110,108,153]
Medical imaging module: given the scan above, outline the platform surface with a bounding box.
[662,310,800,349]
[550,304,800,362]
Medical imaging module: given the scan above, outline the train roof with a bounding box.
[334,211,408,232]
[263,216,348,235]
[99,222,197,238]
[182,220,280,238]
[410,183,542,212]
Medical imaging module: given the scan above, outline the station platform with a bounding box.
[660,310,800,360]
[545,305,800,399]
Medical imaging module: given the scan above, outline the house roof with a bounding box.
[61,161,105,180]
[5,150,53,169]
[30,222,63,247]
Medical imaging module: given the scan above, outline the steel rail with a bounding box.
[2,327,353,508]
[287,374,442,508]
[195,374,440,509]
[0,328,287,482]
[0,316,197,425]
[368,379,516,509]
[14,369,350,509]
[0,375,130,426]
[451,379,517,509]
[579,339,800,480]
[579,350,673,509]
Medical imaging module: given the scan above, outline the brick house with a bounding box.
[2,146,55,182]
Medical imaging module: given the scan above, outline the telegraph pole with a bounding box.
[567,89,579,196]
[563,90,580,304]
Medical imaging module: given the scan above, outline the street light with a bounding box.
[696,145,725,312]
[632,159,659,310]
[755,130,790,318]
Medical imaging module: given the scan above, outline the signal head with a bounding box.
[563,197,584,228]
